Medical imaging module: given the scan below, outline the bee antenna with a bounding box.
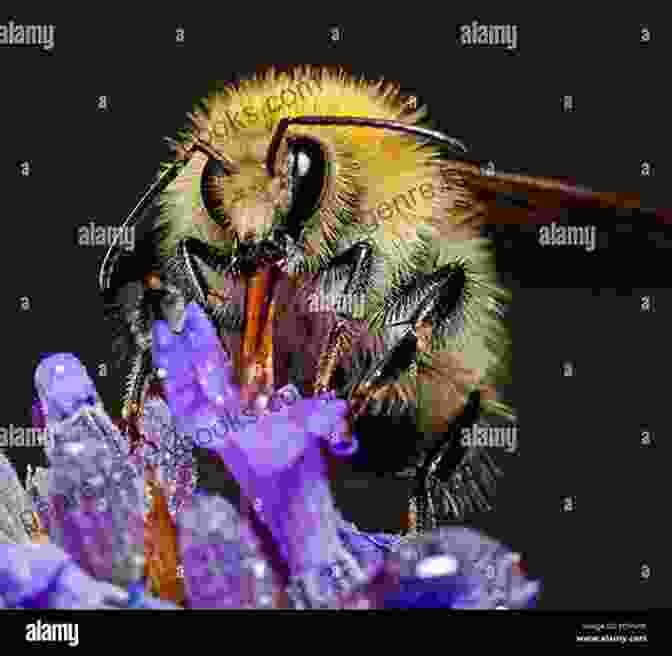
[98,140,217,293]
[266,116,469,176]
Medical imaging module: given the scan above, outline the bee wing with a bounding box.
[444,159,667,225]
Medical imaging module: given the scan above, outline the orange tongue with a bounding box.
[144,472,184,605]
[240,265,278,407]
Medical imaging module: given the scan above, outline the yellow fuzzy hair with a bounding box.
[155,66,513,429]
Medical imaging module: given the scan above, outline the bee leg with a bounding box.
[313,319,355,396]
[144,272,187,334]
[311,242,374,318]
[411,391,499,529]
[347,326,423,420]
[341,242,374,297]
[312,243,378,397]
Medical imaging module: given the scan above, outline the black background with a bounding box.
[1,8,669,610]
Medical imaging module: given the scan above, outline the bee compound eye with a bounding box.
[284,137,327,241]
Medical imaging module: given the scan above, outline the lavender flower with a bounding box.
[0,320,541,610]
[0,451,34,544]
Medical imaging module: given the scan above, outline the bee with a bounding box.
[100,66,651,539]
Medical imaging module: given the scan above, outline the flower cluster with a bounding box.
[0,307,540,610]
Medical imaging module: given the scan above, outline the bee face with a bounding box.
[200,134,287,244]
[199,130,330,271]
[184,125,334,400]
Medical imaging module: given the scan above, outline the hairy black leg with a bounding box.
[409,391,504,531]
[349,261,469,419]
[310,242,374,317]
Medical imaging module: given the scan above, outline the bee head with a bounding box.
[198,130,329,276]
